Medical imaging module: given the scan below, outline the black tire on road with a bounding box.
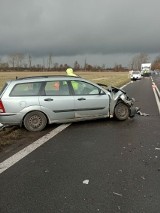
[114,102,129,121]
[23,111,47,131]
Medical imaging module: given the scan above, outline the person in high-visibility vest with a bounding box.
[66,68,77,76]
[66,68,79,91]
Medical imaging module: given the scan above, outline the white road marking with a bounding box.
[120,81,131,89]
[0,123,71,174]
[146,77,160,115]
[152,83,160,115]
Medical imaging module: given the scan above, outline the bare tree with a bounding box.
[152,55,160,70]
[8,53,16,68]
[53,62,59,70]
[28,54,32,69]
[42,57,46,70]
[47,53,53,70]
[73,60,80,70]
[8,53,25,69]
[0,59,9,69]
[130,53,149,70]
[15,53,25,68]
[84,58,87,71]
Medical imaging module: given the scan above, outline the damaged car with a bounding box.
[0,75,138,131]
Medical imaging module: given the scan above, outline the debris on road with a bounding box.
[155,148,160,150]
[0,123,4,131]
[137,110,149,116]
[141,176,146,180]
[83,179,89,184]
[0,124,11,131]
[113,192,123,197]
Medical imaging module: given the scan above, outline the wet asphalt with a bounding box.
[0,76,160,213]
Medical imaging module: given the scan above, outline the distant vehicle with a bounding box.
[152,70,159,75]
[0,75,138,131]
[130,71,142,81]
[141,63,151,77]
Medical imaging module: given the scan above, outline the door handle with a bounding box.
[78,98,86,101]
[44,98,54,101]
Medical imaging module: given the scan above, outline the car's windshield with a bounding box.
[133,71,140,74]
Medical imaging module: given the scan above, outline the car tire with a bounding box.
[114,102,129,121]
[23,111,47,131]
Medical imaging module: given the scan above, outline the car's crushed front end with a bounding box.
[119,92,139,118]
[102,85,139,119]
[110,87,139,117]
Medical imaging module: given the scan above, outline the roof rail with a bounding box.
[16,75,80,80]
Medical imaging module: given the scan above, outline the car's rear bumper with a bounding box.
[0,113,21,125]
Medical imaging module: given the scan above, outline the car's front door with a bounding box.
[39,80,75,122]
[70,80,110,118]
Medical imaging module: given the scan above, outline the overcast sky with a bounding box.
[0,0,160,67]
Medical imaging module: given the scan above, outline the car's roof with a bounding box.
[8,75,82,83]
[16,75,80,80]
[4,75,108,92]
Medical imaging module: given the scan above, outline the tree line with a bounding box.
[0,52,160,72]
[130,53,160,71]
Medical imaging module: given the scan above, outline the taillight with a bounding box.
[0,100,5,113]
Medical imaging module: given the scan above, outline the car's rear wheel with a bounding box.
[23,111,47,131]
[114,102,129,121]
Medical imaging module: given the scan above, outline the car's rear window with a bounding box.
[9,80,70,96]
[10,82,42,96]
[44,80,70,96]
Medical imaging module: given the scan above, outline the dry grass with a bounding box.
[0,126,24,150]
[0,71,130,150]
[0,71,129,90]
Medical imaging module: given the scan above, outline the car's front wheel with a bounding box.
[114,102,129,121]
[23,111,47,131]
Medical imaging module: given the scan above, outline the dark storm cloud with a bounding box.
[0,0,160,65]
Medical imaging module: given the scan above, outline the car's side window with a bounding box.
[10,82,41,96]
[44,80,70,96]
[71,81,100,95]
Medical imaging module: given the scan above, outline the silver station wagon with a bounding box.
[0,75,137,131]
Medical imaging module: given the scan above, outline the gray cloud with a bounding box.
[0,0,160,66]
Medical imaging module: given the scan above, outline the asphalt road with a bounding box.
[0,77,160,213]
[152,74,160,90]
